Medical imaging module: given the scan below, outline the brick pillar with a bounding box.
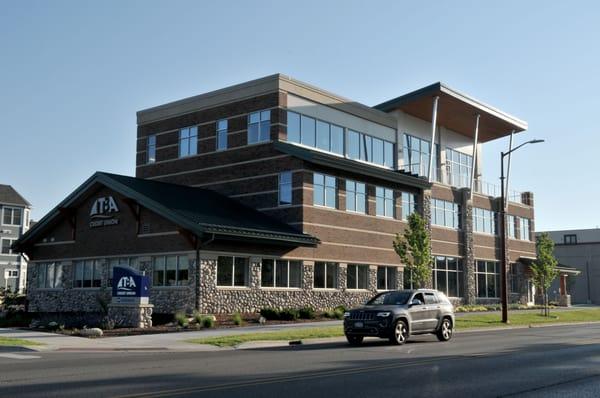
[521,191,534,207]
[419,188,433,288]
[461,188,476,304]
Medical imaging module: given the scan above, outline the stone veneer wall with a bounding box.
[461,188,476,305]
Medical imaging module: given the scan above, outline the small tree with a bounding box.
[530,232,559,316]
[393,212,432,289]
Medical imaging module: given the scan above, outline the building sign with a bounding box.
[111,266,150,304]
[89,196,120,228]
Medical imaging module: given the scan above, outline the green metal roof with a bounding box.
[14,172,318,251]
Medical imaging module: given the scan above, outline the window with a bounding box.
[146,135,156,164]
[519,217,531,241]
[314,262,338,289]
[313,173,336,208]
[261,259,302,288]
[446,148,473,188]
[431,199,460,229]
[279,171,292,206]
[74,260,102,288]
[1,239,16,254]
[108,257,139,286]
[401,192,416,221]
[217,256,249,287]
[286,111,344,156]
[6,269,18,278]
[376,187,394,218]
[348,130,394,168]
[433,256,463,297]
[507,215,517,239]
[509,263,519,293]
[216,119,228,151]
[346,180,366,213]
[248,110,270,144]
[377,266,397,290]
[37,262,63,289]
[153,255,189,286]
[564,234,577,245]
[476,260,500,298]
[2,207,22,226]
[473,208,497,235]
[179,126,198,157]
[347,264,369,290]
[403,134,431,177]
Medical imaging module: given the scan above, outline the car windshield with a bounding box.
[366,291,412,306]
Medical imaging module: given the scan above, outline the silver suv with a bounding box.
[343,289,455,345]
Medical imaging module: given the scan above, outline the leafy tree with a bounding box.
[393,212,432,289]
[531,232,559,316]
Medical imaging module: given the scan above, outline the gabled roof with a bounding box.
[14,172,318,251]
[0,184,31,207]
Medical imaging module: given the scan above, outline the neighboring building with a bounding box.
[539,229,598,304]
[15,74,538,316]
[0,184,31,293]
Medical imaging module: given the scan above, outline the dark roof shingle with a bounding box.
[0,185,30,207]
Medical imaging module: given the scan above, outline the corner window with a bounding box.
[153,255,189,286]
[248,110,270,144]
[37,262,63,289]
[564,234,577,245]
[348,130,394,168]
[431,199,460,229]
[473,208,497,235]
[433,256,463,297]
[401,192,416,221]
[313,173,336,208]
[1,239,16,254]
[147,135,156,164]
[476,260,499,298]
[2,207,22,226]
[279,171,292,206]
[346,180,366,214]
[314,262,338,289]
[217,256,249,287]
[376,187,394,218]
[74,260,102,288]
[261,259,302,288]
[403,134,431,177]
[216,119,228,151]
[179,126,198,157]
[377,266,397,290]
[347,264,369,290]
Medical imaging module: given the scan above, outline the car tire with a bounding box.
[389,319,409,345]
[346,335,364,346]
[436,317,453,342]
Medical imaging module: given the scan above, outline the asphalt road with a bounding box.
[1,324,600,397]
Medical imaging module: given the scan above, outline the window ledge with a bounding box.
[72,288,103,291]
[260,287,303,291]
[217,286,251,290]
[312,288,339,291]
[152,285,189,290]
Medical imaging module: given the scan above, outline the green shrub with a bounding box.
[279,308,299,321]
[174,312,189,327]
[260,308,280,320]
[298,306,316,319]
[232,312,243,326]
[201,316,215,328]
[333,307,345,320]
[193,311,203,324]
[322,309,336,318]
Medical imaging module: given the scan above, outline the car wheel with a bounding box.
[346,335,364,346]
[389,319,408,345]
[436,317,453,342]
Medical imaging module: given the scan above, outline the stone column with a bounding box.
[199,255,218,314]
[396,268,404,290]
[368,265,378,293]
[419,188,433,289]
[250,257,261,290]
[461,188,476,304]
[302,260,314,290]
[338,263,347,291]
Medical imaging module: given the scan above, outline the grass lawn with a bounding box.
[189,308,600,347]
[0,337,43,347]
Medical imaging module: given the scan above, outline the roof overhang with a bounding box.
[518,257,581,276]
[375,82,528,143]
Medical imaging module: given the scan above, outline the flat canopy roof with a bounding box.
[375,82,528,143]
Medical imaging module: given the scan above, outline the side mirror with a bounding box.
[410,299,422,307]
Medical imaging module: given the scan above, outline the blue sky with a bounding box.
[1,1,598,230]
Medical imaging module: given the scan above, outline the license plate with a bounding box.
[354,322,364,328]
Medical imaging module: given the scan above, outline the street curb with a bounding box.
[456,320,600,334]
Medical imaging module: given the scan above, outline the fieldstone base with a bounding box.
[559,294,571,307]
[108,303,153,328]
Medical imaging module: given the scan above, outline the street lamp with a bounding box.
[500,139,544,323]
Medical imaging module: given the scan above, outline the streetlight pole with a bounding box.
[500,139,544,323]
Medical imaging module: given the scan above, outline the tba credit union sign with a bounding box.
[89,196,120,228]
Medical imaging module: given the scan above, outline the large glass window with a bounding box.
[403,134,430,177]
[476,260,499,298]
[446,148,473,188]
[216,119,228,151]
[147,135,156,164]
[2,207,22,226]
[248,110,271,144]
[433,256,463,297]
[314,262,338,289]
[74,260,102,288]
[377,266,397,290]
[507,215,517,239]
[179,126,198,157]
[286,111,344,156]
[348,130,394,168]
[37,262,63,289]
[217,256,249,287]
[519,218,531,241]
[153,255,189,286]
[347,264,369,290]
[346,180,366,213]
[261,259,302,288]
[431,199,460,229]
[401,192,416,221]
[313,173,336,208]
[376,187,394,218]
[279,171,292,206]
[473,208,497,235]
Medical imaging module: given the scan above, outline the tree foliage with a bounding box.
[393,212,432,288]
[531,232,559,316]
